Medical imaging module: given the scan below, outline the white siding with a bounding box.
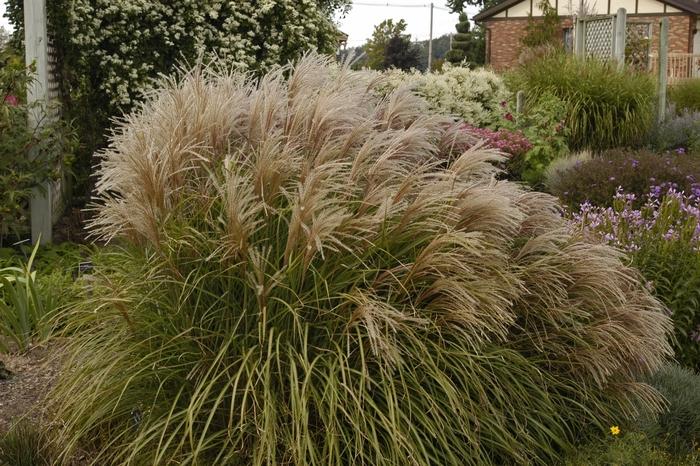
[694,20,700,54]
[508,1,532,17]
[496,0,683,18]
[636,0,667,13]
[609,0,637,14]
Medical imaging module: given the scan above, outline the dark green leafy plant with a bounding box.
[50,55,672,465]
[507,54,656,151]
[445,13,484,65]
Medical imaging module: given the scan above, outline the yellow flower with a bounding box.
[610,425,620,436]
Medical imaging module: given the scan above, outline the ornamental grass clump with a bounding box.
[50,55,672,465]
[507,55,655,151]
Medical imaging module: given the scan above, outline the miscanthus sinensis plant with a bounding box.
[51,55,672,465]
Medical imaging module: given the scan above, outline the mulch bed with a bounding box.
[0,340,65,433]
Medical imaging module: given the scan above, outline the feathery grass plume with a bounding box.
[50,54,672,465]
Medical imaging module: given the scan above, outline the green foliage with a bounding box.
[49,55,673,465]
[446,0,502,13]
[383,35,421,71]
[364,19,410,70]
[639,365,700,454]
[566,431,700,466]
[547,149,700,210]
[0,244,57,352]
[521,0,562,49]
[507,54,656,151]
[502,92,569,187]
[0,49,77,242]
[669,79,700,113]
[570,365,700,464]
[0,422,55,466]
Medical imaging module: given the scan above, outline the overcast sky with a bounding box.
[338,2,480,48]
[0,2,9,31]
[0,1,480,46]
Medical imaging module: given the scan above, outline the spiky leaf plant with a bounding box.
[50,55,673,465]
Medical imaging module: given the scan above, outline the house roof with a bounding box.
[473,0,700,21]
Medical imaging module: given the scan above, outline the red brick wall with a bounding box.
[630,15,695,54]
[484,15,694,71]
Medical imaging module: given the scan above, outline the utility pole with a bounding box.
[428,2,434,71]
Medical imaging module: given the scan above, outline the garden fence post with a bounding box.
[657,17,669,124]
[574,19,585,57]
[516,90,524,114]
[613,8,626,69]
[24,0,53,244]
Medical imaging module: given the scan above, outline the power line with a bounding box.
[352,2,451,11]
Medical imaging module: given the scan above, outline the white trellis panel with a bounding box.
[575,9,627,66]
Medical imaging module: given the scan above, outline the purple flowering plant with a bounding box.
[571,184,700,368]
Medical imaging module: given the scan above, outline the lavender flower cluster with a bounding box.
[572,184,700,345]
[571,184,700,253]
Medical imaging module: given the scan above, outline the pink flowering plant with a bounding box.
[460,124,532,158]
[571,185,700,369]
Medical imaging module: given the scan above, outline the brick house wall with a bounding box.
[483,14,695,71]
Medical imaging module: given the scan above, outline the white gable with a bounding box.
[493,0,681,18]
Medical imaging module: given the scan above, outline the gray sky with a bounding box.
[338,2,479,48]
[0,1,480,47]
[0,2,9,31]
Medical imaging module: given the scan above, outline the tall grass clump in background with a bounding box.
[507,54,655,151]
[669,79,700,113]
[50,54,672,465]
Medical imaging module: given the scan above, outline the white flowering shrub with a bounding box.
[377,64,511,127]
[18,0,337,113]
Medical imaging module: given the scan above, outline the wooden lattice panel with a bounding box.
[584,17,615,59]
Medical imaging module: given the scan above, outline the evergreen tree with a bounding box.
[383,35,421,70]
